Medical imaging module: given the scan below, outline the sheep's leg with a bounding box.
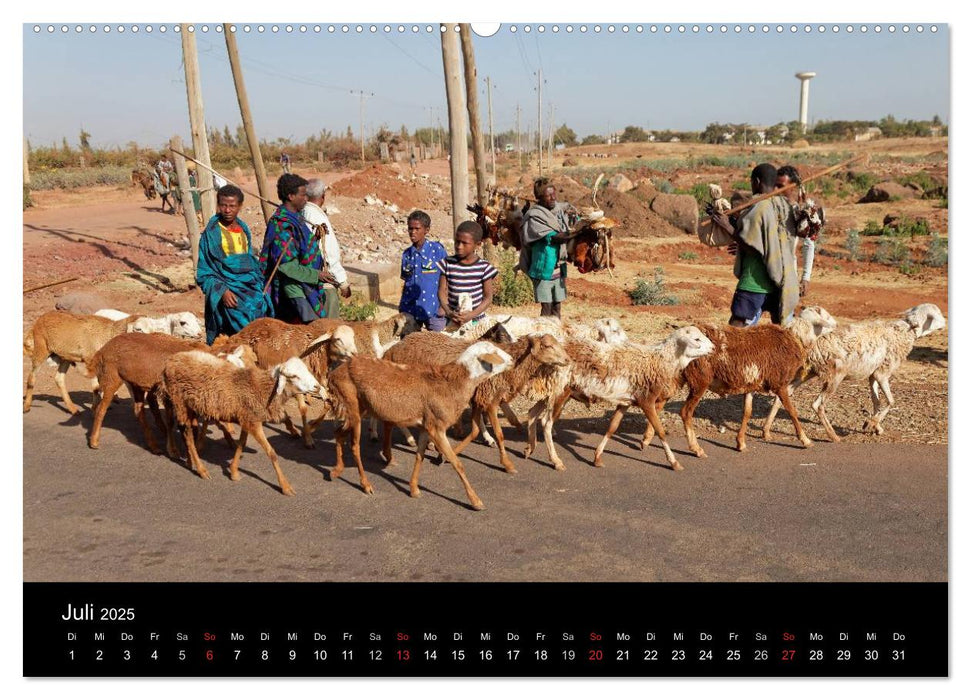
[349,418,374,495]
[540,405,566,471]
[182,414,211,480]
[216,421,237,449]
[812,374,845,443]
[130,385,162,455]
[640,398,665,450]
[594,405,627,468]
[147,391,169,446]
[381,422,395,465]
[430,428,484,511]
[399,426,417,448]
[643,394,683,471]
[408,431,431,499]
[551,388,571,423]
[763,375,809,441]
[228,430,249,482]
[488,403,518,473]
[453,406,482,457]
[368,416,380,442]
[297,394,315,449]
[736,393,754,452]
[501,400,523,429]
[90,376,102,410]
[87,377,122,449]
[866,375,895,435]
[523,399,548,460]
[23,353,43,413]
[162,399,181,460]
[679,387,707,458]
[53,360,80,415]
[476,410,497,447]
[282,415,302,439]
[778,386,813,448]
[331,425,348,481]
[247,421,295,496]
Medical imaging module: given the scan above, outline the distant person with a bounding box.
[521,177,579,318]
[709,163,799,327]
[399,210,448,331]
[776,165,821,298]
[196,184,272,344]
[302,178,351,320]
[437,221,498,329]
[259,173,328,323]
[280,152,292,174]
[409,152,417,174]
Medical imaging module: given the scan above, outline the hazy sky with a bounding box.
[23,23,949,149]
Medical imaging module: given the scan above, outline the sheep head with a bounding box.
[168,312,204,339]
[671,326,716,368]
[219,345,258,368]
[528,334,571,367]
[393,312,420,338]
[306,325,358,360]
[797,306,838,341]
[457,341,513,381]
[901,303,946,338]
[272,358,327,400]
[593,317,629,344]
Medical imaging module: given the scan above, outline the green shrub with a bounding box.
[873,238,911,266]
[23,184,32,210]
[848,171,877,193]
[730,180,749,191]
[896,217,931,237]
[491,247,534,308]
[861,220,885,236]
[844,229,862,261]
[652,178,675,194]
[339,294,378,322]
[898,171,937,193]
[30,166,132,190]
[678,250,698,261]
[678,183,711,207]
[924,233,948,268]
[897,261,922,276]
[629,267,679,306]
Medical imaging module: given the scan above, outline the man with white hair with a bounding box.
[302,178,351,318]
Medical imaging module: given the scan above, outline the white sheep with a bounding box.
[95,309,204,338]
[761,303,946,442]
[161,352,327,496]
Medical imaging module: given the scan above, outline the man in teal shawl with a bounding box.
[259,173,329,323]
[196,184,272,344]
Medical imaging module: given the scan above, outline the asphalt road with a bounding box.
[23,389,947,583]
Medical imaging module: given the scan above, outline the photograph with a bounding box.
[19,18,950,679]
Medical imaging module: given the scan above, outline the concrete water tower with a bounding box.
[796,72,816,130]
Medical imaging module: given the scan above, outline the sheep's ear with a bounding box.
[271,367,288,397]
[393,315,406,335]
[478,352,506,374]
[528,335,541,352]
[302,332,333,357]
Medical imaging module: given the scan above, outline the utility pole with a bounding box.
[223,24,273,224]
[459,23,488,206]
[487,76,496,183]
[548,103,555,164]
[537,69,543,176]
[180,24,216,223]
[169,135,199,266]
[441,23,470,233]
[351,90,372,167]
[427,106,434,158]
[516,103,522,169]
[23,135,30,187]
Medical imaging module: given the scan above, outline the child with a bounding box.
[437,221,498,328]
[399,210,448,331]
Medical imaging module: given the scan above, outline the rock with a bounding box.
[859,181,920,203]
[55,291,111,315]
[324,204,341,215]
[792,139,810,148]
[650,193,699,235]
[607,174,634,193]
[364,194,382,206]
[562,157,579,167]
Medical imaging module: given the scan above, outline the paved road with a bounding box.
[23,391,947,583]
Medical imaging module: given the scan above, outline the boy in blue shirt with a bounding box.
[399,210,448,331]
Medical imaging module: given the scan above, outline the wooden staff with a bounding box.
[24,277,78,294]
[169,147,282,210]
[699,153,868,228]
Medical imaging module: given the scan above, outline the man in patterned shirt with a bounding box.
[196,184,272,344]
[399,210,448,331]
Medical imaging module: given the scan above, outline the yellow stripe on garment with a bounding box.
[219,223,247,256]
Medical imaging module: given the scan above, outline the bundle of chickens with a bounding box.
[566,206,618,274]
[467,189,527,250]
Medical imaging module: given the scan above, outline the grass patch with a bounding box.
[339,293,378,322]
[628,267,679,306]
[652,178,675,194]
[844,229,862,261]
[30,165,133,190]
[678,250,698,261]
[873,238,912,266]
[491,247,534,307]
[924,233,948,268]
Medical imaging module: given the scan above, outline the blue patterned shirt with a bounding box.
[399,240,448,322]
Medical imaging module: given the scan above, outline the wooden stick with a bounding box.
[24,277,78,294]
[699,153,867,228]
[169,147,281,210]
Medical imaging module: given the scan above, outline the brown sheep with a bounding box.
[327,342,513,510]
[679,307,836,457]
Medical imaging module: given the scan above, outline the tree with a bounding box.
[581,134,606,146]
[79,128,91,150]
[553,124,578,147]
[223,125,234,148]
[346,125,353,139]
[700,122,732,144]
[619,125,650,143]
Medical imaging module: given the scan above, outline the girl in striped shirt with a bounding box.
[436,221,498,326]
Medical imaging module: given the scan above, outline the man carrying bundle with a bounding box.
[520,177,580,319]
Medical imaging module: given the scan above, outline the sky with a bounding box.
[22,22,949,150]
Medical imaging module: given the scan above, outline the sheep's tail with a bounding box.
[83,349,104,379]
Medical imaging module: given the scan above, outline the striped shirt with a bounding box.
[437,255,498,316]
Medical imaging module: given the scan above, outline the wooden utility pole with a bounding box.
[170,135,200,266]
[441,23,469,233]
[548,104,555,164]
[516,104,522,169]
[181,24,216,224]
[23,135,30,187]
[224,24,274,224]
[537,69,543,176]
[487,76,496,183]
[351,90,372,166]
[459,24,487,206]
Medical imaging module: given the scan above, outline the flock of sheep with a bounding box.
[22,300,946,510]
